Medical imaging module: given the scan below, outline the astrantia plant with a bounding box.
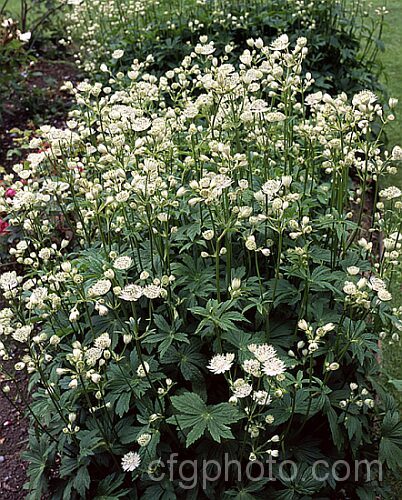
[0,36,402,498]
[64,0,385,96]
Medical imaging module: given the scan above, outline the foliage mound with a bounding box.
[65,0,386,97]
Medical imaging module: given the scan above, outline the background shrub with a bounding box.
[65,0,385,97]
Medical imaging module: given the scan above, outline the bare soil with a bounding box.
[0,349,29,499]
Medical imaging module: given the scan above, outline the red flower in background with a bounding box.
[5,188,16,198]
[0,219,9,235]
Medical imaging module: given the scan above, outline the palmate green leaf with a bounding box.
[171,255,215,303]
[265,279,300,307]
[222,330,266,362]
[106,362,149,399]
[324,403,344,450]
[59,456,79,478]
[309,265,339,293]
[379,438,402,472]
[142,480,177,500]
[344,414,364,455]
[291,437,325,464]
[191,299,249,335]
[72,466,91,498]
[356,485,377,500]
[162,339,206,382]
[115,391,132,417]
[79,429,103,459]
[22,433,52,494]
[208,403,240,442]
[276,463,323,496]
[170,392,205,413]
[142,314,189,358]
[379,411,402,471]
[349,332,379,365]
[186,421,208,446]
[93,473,131,499]
[167,393,242,447]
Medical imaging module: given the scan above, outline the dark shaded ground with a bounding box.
[0,349,29,499]
[0,59,79,171]
[0,58,79,498]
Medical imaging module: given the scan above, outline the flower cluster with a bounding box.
[62,0,385,99]
[0,36,401,498]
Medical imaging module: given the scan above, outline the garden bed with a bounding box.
[0,1,401,499]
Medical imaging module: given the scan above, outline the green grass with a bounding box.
[376,1,402,153]
[3,0,20,16]
[373,0,402,398]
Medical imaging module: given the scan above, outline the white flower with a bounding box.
[143,284,162,299]
[262,357,286,377]
[389,98,398,109]
[112,49,124,59]
[27,287,48,308]
[137,270,149,281]
[12,325,32,343]
[261,180,281,197]
[202,230,214,241]
[378,289,392,302]
[121,451,141,472]
[231,378,253,398]
[343,281,357,295]
[131,117,151,132]
[0,271,19,291]
[195,42,215,55]
[265,112,286,122]
[137,433,152,447]
[347,266,360,276]
[248,344,277,363]
[85,347,103,366]
[69,307,80,322]
[242,359,261,377]
[298,319,309,331]
[267,449,279,457]
[95,302,109,316]
[94,333,111,349]
[352,90,377,108]
[249,99,269,113]
[281,175,292,188]
[207,353,235,374]
[358,238,372,251]
[305,91,323,106]
[88,279,112,297]
[391,146,402,161]
[252,390,272,406]
[270,34,289,51]
[379,186,402,200]
[113,256,133,270]
[19,31,31,43]
[119,284,143,301]
[137,362,150,377]
[326,362,340,371]
[245,235,257,251]
[369,277,386,291]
